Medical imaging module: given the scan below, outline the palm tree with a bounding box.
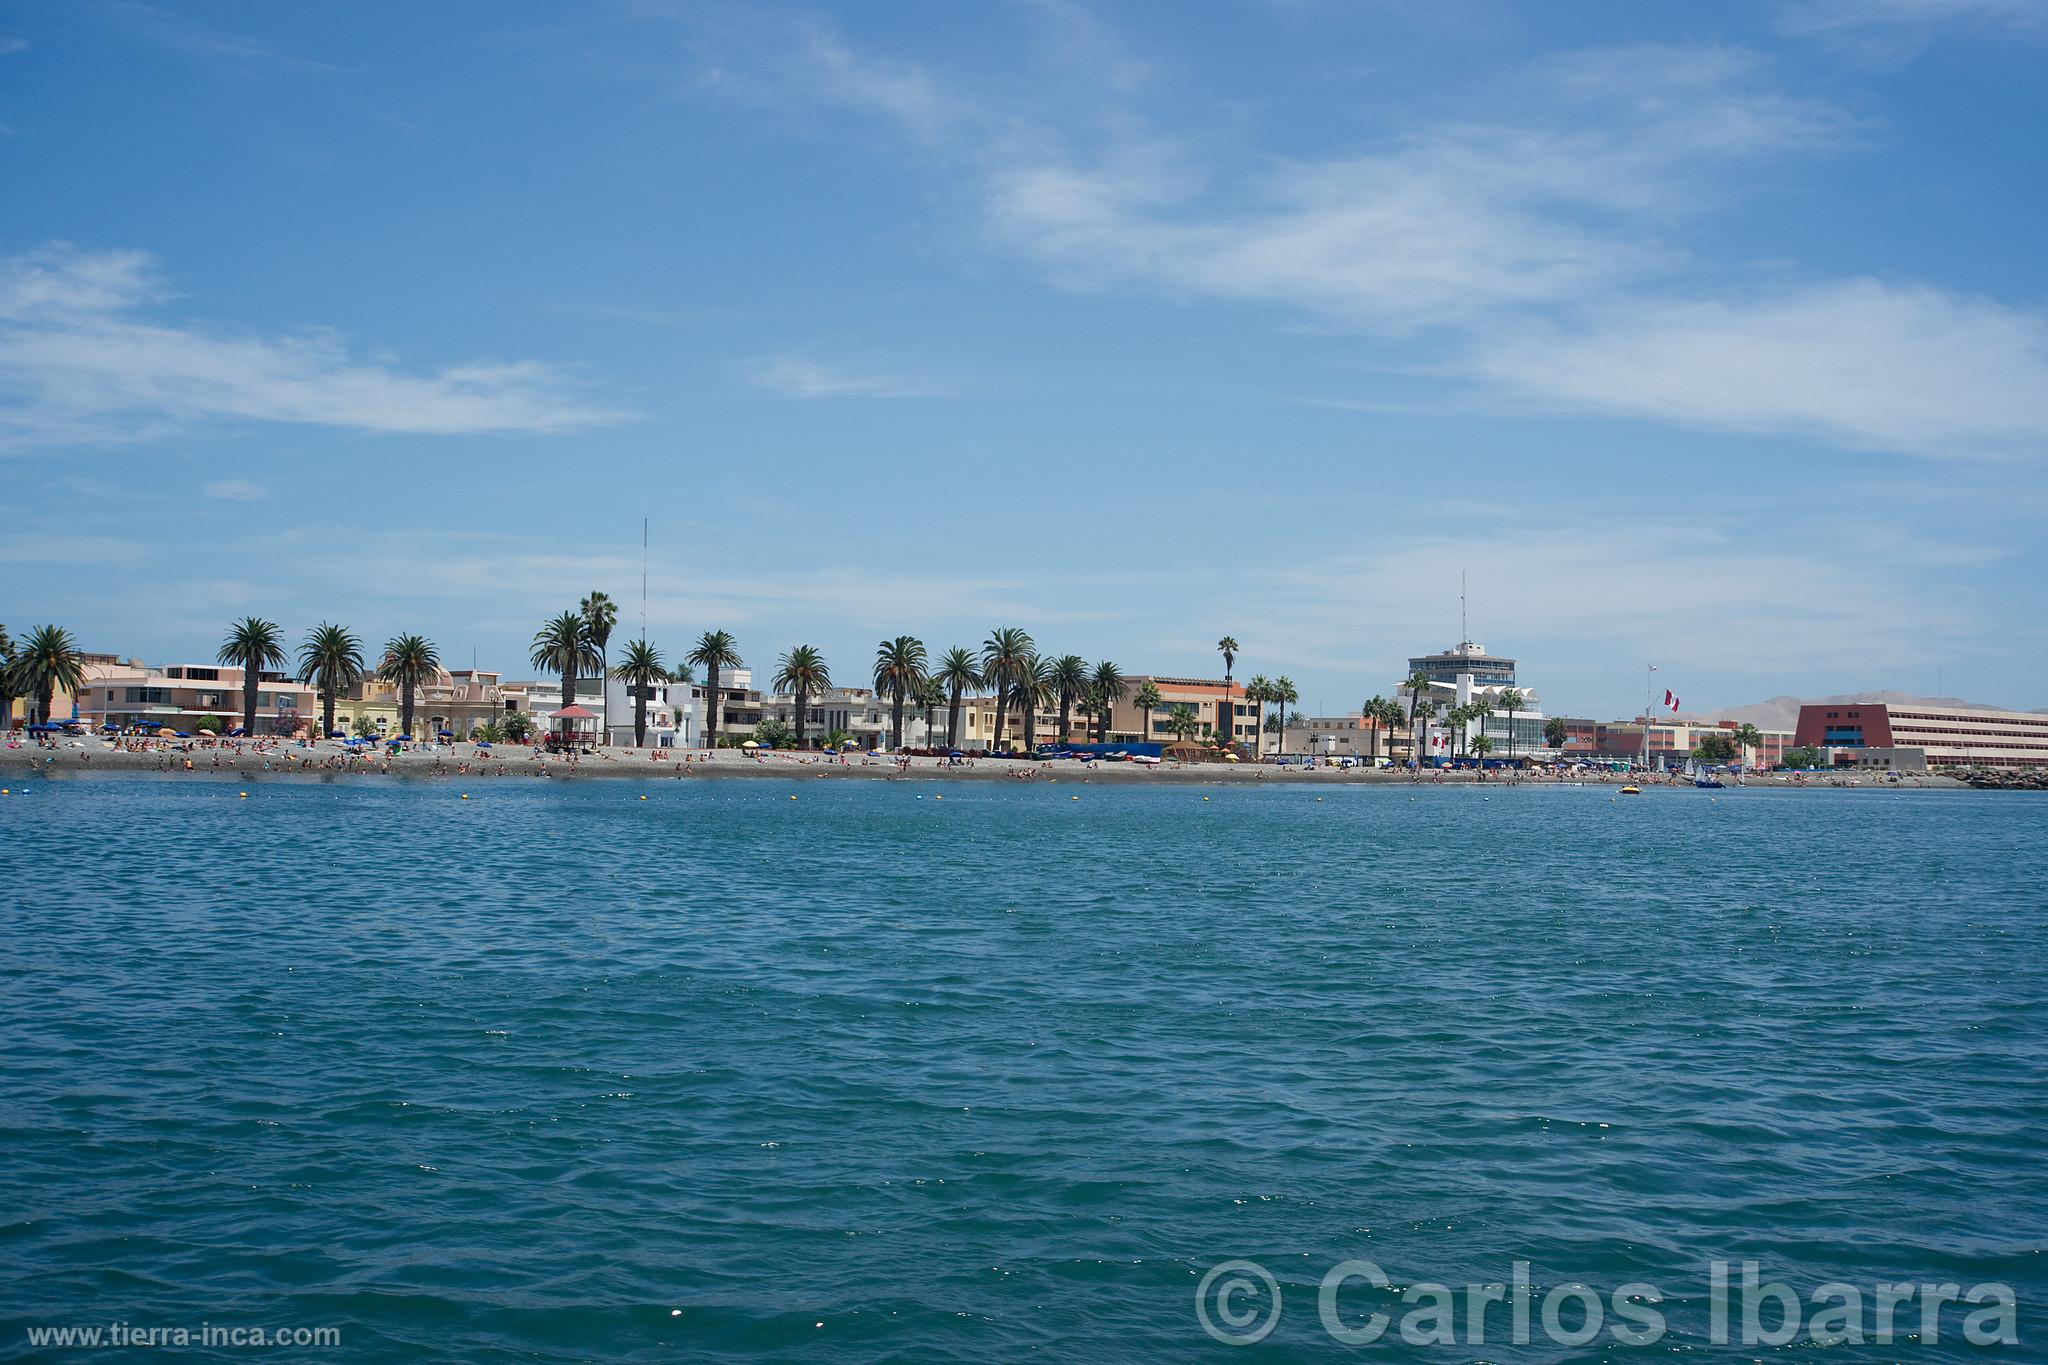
[872,636,928,751]
[218,617,287,737]
[0,624,17,733]
[687,630,743,751]
[1087,660,1124,743]
[9,624,85,727]
[1361,694,1390,764]
[296,623,364,739]
[773,645,831,751]
[1015,654,1057,750]
[1132,681,1163,741]
[1216,636,1239,745]
[979,627,1034,753]
[532,610,601,718]
[473,718,505,743]
[1734,722,1764,769]
[378,634,441,738]
[611,638,670,748]
[821,726,853,753]
[1270,676,1299,754]
[581,591,618,690]
[1048,654,1089,743]
[1164,703,1201,742]
[1402,670,1435,762]
[1470,735,1494,765]
[1242,675,1270,756]
[935,647,982,751]
[914,676,946,748]
[1498,687,1525,764]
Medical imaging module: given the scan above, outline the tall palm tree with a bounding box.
[1734,722,1764,768]
[1132,681,1163,741]
[218,617,287,737]
[979,627,1034,753]
[1016,653,1056,750]
[581,592,619,694]
[1270,676,1299,754]
[611,638,670,748]
[1244,675,1270,755]
[1049,654,1089,743]
[914,676,946,749]
[1216,636,1239,746]
[10,624,85,727]
[378,634,440,739]
[872,635,928,751]
[1087,660,1124,743]
[773,645,831,750]
[687,630,743,750]
[1362,693,1390,763]
[0,624,20,732]
[935,646,982,751]
[532,610,602,714]
[1402,670,1435,763]
[1498,687,1525,764]
[296,623,364,739]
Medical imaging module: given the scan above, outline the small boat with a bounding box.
[1693,777,1725,789]
[1619,784,1642,795]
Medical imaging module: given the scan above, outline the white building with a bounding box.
[1397,640,1555,763]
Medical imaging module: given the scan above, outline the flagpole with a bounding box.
[1643,663,1655,770]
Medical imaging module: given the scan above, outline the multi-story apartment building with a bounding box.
[1794,701,2048,769]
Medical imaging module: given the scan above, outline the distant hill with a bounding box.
[1693,692,2044,733]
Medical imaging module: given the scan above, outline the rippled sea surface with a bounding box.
[2,776,2044,1361]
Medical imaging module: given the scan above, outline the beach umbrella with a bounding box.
[437,729,454,738]
[175,731,191,738]
[740,739,759,749]
[157,727,176,737]
[396,734,414,742]
[476,741,492,748]
[328,729,348,738]
[948,750,964,758]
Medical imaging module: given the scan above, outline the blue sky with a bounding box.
[3,0,2045,718]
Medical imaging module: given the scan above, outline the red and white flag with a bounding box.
[1666,691,1681,714]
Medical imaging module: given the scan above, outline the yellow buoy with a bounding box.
[790,794,798,801]
[239,791,248,799]
[1071,795,1079,800]
[461,793,469,800]
[639,794,647,801]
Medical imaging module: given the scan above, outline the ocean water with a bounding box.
[1,776,2043,1362]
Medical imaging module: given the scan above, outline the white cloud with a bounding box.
[744,355,945,400]
[1471,280,2048,458]
[0,243,628,451]
[203,478,267,501]
[0,36,27,57]
[1781,0,2048,37]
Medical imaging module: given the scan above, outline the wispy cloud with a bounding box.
[689,26,2048,462]
[0,36,27,57]
[744,354,947,400]
[1781,0,2048,37]
[95,1,339,75]
[0,244,629,451]
[202,478,267,501]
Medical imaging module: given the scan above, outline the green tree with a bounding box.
[1361,694,1392,763]
[1015,653,1056,749]
[935,646,982,751]
[1269,676,1299,753]
[753,717,795,750]
[1780,744,1821,769]
[872,635,928,751]
[1544,715,1569,751]
[914,675,946,749]
[378,634,440,739]
[1049,654,1089,744]
[581,591,618,695]
[1163,703,1201,742]
[1216,636,1238,743]
[219,617,287,737]
[473,718,505,743]
[687,630,743,751]
[1132,681,1163,740]
[1733,722,1764,767]
[1694,732,1739,765]
[9,624,85,727]
[297,623,365,739]
[351,712,382,739]
[610,638,670,748]
[1497,687,1526,763]
[1242,676,1270,756]
[193,715,222,735]
[1402,671,1435,762]
[1088,660,1124,743]
[979,627,1034,753]
[0,624,17,733]
[1470,735,1493,764]
[502,711,536,743]
[532,610,602,713]
[821,727,854,753]
[773,645,832,751]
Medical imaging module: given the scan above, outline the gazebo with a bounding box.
[548,704,600,751]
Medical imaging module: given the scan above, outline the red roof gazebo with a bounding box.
[549,703,600,750]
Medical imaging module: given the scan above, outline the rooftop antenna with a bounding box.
[1460,570,1468,646]
[641,517,649,643]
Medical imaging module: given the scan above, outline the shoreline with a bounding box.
[0,740,1972,789]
